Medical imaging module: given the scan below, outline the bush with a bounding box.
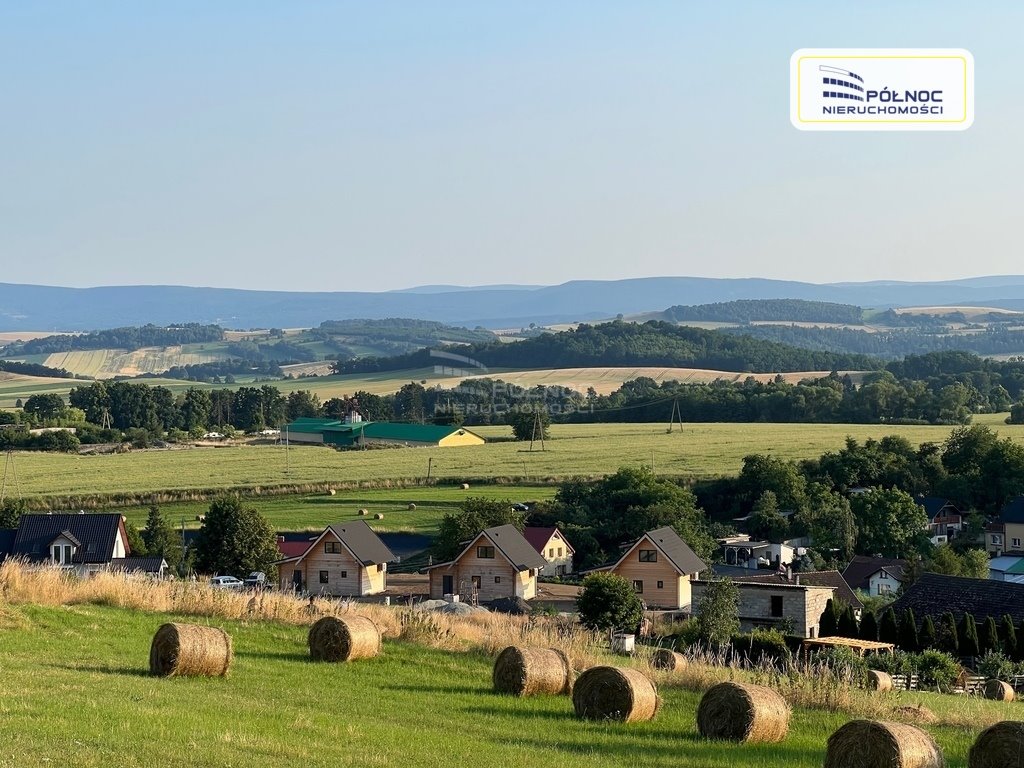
[576,572,644,632]
[731,628,792,667]
[916,649,960,692]
[977,650,1017,682]
[868,649,916,679]
[815,646,869,684]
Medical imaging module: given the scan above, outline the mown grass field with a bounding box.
[0,603,984,768]
[7,417,1023,502]
[117,485,558,534]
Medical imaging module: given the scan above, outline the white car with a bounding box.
[209,575,244,589]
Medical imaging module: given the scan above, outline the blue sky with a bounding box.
[1,2,1019,291]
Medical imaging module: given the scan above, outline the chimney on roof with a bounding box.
[795,574,801,586]
[786,564,793,583]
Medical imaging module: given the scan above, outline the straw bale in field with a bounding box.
[696,681,789,743]
[149,622,232,677]
[984,679,1015,701]
[867,669,893,692]
[824,720,944,768]
[572,666,659,723]
[969,720,1024,768]
[650,649,686,672]
[308,615,381,662]
[493,646,573,696]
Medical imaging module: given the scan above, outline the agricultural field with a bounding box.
[0,601,999,768]
[6,417,1023,503]
[38,345,229,378]
[115,485,558,534]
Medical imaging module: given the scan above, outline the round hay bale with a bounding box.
[328,489,336,496]
[374,512,384,520]
[149,622,232,678]
[461,483,470,490]
[969,720,1024,768]
[650,649,687,672]
[357,508,369,516]
[985,679,1015,701]
[492,646,573,696]
[407,503,417,510]
[308,615,381,662]
[867,670,893,692]
[696,681,790,743]
[572,666,659,723]
[824,720,944,768]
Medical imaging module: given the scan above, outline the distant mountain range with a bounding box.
[4,276,1024,332]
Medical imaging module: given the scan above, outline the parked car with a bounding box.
[243,571,267,589]
[210,575,244,589]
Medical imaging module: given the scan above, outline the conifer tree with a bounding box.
[879,607,900,646]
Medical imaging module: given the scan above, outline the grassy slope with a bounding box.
[0,604,981,768]
[7,417,1023,501]
[117,485,558,534]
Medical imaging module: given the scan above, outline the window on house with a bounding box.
[993,534,1004,545]
[64,545,73,563]
[549,547,555,558]
[376,564,383,572]
[340,571,347,579]
[324,542,342,554]
[770,595,784,618]
[633,580,643,593]
[319,571,329,584]
[1014,538,1022,548]
[557,547,563,557]
[879,584,891,594]
[638,549,657,562]
[494,576,501,584]
[657,580,664,589]
[477,546,495,559]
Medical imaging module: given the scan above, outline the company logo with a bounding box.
[791,49,973,131]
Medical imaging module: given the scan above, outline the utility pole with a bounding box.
[528,411,546,452]
[666,397,682,433]
[1,449,21,503]
[426,457,433,480]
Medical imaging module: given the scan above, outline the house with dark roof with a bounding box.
[892,572,1024,625]
[425,525,547,602]
[589,526,708,610]
[732,570,864,614]
[523,526,574,576]
[273,520,397,597]
[914,496,963,542]
[284,417,485,448]
[4,513,164,577]
[986,496,1024,556]
[841,555,909,597]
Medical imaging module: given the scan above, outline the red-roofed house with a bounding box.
[524,527,574,576]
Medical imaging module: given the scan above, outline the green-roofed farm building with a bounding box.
[284,417,485,448]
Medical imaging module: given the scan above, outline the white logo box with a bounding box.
[790,48,974,131]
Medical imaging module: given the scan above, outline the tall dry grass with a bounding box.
[0,560,602,666]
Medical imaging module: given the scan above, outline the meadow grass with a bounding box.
[116,485,558,533]
[6,417,1023,502]
[0,597,991,768]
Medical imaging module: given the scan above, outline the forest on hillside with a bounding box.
[333,321,879,375]
[663,298,864,324]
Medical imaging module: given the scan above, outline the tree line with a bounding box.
[663,299,865,325]
[9,323,224,355]
[333,320,878,375]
